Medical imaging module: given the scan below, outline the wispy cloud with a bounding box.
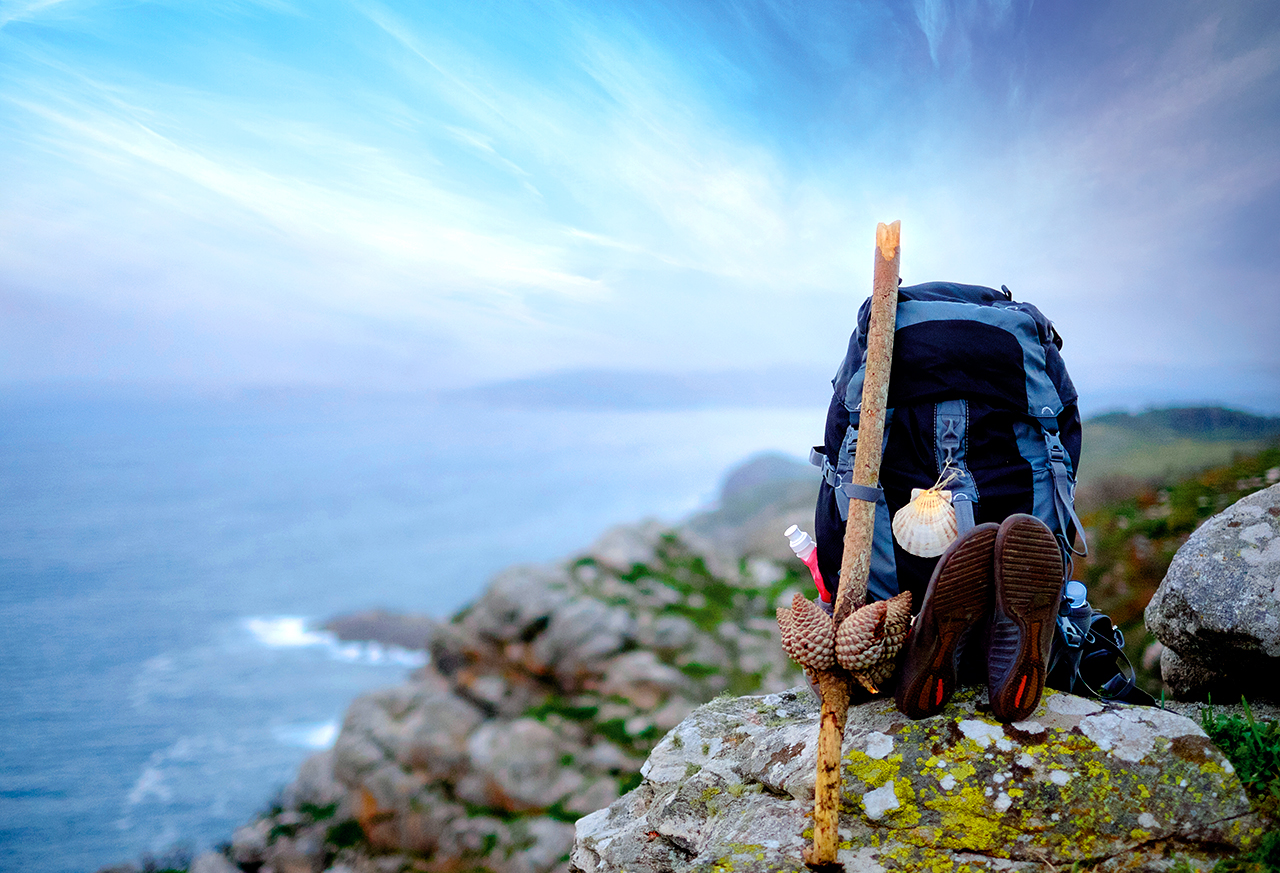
[0,0,76,29]
[0,0,1276,408]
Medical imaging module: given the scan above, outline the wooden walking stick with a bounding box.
[776,221,911,870]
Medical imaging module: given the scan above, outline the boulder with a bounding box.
[572,687,1268,873]
[283,749,345,810]
[322,610,440,651]
[1145,483,1280,700]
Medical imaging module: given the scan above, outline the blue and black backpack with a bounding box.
[811,281,1151,703]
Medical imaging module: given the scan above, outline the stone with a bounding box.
[586,521,666,572]
[1159,647,1239,702]
[333,676,485,787]
[461,565,575,645]
[189,853,239,873]
[572,687,1268,873]
[230,819,271,866]
[528,598,636,688]
[1145,484,1280,700]
[322,610,439,651]
[593,650,687,710]
[263,835,321,873]
[456,718,584,812]
[510,818,577,873]
[283,749,344,810]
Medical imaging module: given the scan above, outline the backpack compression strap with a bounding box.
[810,446,883,510]
[1036,414,1088,558]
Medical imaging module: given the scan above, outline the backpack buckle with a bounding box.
[1057,614,1084,649]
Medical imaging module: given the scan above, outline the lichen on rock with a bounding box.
[572,687,1269,873]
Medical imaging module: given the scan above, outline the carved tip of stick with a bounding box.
[875,220,900,261]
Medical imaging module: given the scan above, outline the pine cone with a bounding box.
[776,592,835,671]
[835,592,911,676]
[850,591,913,688]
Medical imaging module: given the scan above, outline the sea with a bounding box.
[0,386,826,873]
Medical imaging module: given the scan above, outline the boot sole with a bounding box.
[895,523,998,719]
[990,515,1064,722]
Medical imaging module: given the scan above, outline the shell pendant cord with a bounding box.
[806,221,904,871]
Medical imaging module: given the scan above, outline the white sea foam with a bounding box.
[245,616,329,648]
[272,721,340,749]
[126,764,174,806]
[244,616,428,667]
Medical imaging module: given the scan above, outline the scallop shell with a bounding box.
[892,487,958,558]
[776,592,835,671]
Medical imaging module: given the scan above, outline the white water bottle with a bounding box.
[784,525,832,606]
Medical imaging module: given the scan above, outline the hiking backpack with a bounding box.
[809,281,1149,703]
[811,280,1083,602]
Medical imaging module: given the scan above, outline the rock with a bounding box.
[263,834,322,873]
[681,452,819,564]
[1145,483,1280,700]
[1158,647,1238,702]
[586,520,668,572]
[572,687,1268,873]
[231,819,272,867]
[459,565,575,646]
[594,651,688,710]
[246,524,806,873]
[456,718,585,812]
[528,598,637,688]
[322,610,439,651]
[189,853,239,873]
[333,677,485,788]
[283,749,344,810]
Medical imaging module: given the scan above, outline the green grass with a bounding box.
[1199,699,1280,872]
[1079,408,1280,491]
[324,819,367,851]
[524,695,599,723]
[1213,832,1280,873]
[617,771,643,794]
[1079,431,1276,490]
[1201,699,1280,813]
[678,662,721,679]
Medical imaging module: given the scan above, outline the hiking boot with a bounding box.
[987,514,1065,722]
[894,523,998,719]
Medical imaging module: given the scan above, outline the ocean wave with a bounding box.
[272,720,339,749]
[243,616,428,667]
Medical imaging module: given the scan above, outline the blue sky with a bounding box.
[2,0,1278,411]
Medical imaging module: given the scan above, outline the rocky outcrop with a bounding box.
[322,610,440,651]
[234,520,809,873]
[1145,483,1280,701]
[572,687,1268,873]
[682,452,820,564]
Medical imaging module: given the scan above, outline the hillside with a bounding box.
[1078,440,1280,695]
[1078,406,1280,499]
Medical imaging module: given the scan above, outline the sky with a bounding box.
[1,0,1278,412]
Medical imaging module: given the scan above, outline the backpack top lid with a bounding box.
[832,281,1078,423]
